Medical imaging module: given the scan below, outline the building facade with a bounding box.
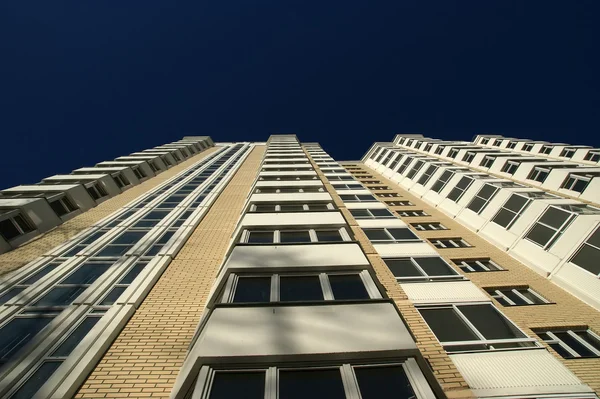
[0,134,598,398]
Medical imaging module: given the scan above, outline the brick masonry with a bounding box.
[0,147,220,277]
[74,145,265,398]
[305,150,476,399]
[342,161,600,394]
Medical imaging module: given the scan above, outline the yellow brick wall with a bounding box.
[343,161,600,394]
[309,152,475,399]
[75,146,265,399]
[0,147,219,277]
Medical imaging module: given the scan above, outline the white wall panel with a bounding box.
[450,350,592,396]
[401,281,489,304]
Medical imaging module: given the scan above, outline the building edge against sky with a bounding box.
[0,133,596,398]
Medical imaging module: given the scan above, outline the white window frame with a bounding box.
[527,166,550,183]
[525,206,577,250]
[411,222,447,231]
[466,183,499,214]
[417,164,438,186]
[241,227,350,244]
[430,238,471,248]
[383,257,462,282]
[418,303,536,352]
[397,210,428,217]
[455,259,503,272]
[537,329,600,358]
[363,228,420,243]
[487,287,550,306]
[190,359,436,399]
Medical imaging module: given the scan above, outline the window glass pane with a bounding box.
[387,228,418,240]
[504,195,528,212]
[95,245,131,257]
[468,197,486,213]
[549,343,574,358]
[100,287,126,305]
[52,317,100,357]
[118,263,148,284]
[554,332,596,357]
[21,263,61,285]
[364,229,390,241]
[493,209,515,227]
[11,361,62,399]
[384,259,422,277]
[350,209,370,217]
[233,277,271,303]
[308,204,329,211]
[526,224,555,246]
[279,204,305,212]
[419,308,478,342]
[280,231,311,243]
[459,304,523,339]
[587,229,600,248]
[209,371,265,399]
[570,244,600,275]
[247,231,273,244]
[280,276,323,301]
[478,184,496,198]
[518,289,543,304]
[114,231,146,245]
[279,369,345,399]
[0,318,53,363]
[415,258,456,276]
[254,204,275,212]
[539,207,570,229]
[370,209,393,217]
[0,287,25,304]
[35,286,87,306]
[0,219,20,240]
[62,262,112,284]
[503,290,528,305]
[355,365,415,399]
[315,230,342,242]
[576,331,600,350]
[329,275,369,300]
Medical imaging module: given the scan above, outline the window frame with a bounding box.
[429,238,471,249]
[466,183,500,214]
[0,211,36,241]
[191,359,436,399]
[536,329,600,358]
[220,270,382,303]
[454,259,503,273]
[486,287,550,306]
[240,227,351,244]
[411,222,447,231]
[362,227,421,243]
[524,206,577,250]
[418,302,536,352]
[383,257,462,282]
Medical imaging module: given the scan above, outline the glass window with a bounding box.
[447,176,473,202]
[233,277,271,303]
[315,230,342,242]
[569,227,600,276]
[247,231,274,244]
[486,287,549,306]
[329,275,369,300]
[280,231,311,243]
[208,371,265,399]
[384,257,459,280]
[0,317,54,365]
[354,365,416,399]
[52,317,100,357]
[279,369,345,399]
[62,262,113,285]
[467,184,499,214]
[525,207,574,249]
[419,304,530,352]
[35,286,87,306]
[10,361,62,399]
[455,259,503,272]
[492,193,530,228]
[279,276,323,301]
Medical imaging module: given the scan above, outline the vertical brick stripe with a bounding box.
[345,161,600,394]
[306,151,475,399]
[74,146,265,398]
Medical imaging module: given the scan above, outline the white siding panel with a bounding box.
[400,281,489,304]
[240,212,345,228]
[356,219,407,229]
[374,242,437,258]
[450,350,592,397]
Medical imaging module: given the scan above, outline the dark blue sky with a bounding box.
[1,1,598,189]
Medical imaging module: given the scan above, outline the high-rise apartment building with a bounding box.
[0,134,598,399]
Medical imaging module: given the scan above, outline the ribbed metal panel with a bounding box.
[400,281,488,304]
[450,350,592,396]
